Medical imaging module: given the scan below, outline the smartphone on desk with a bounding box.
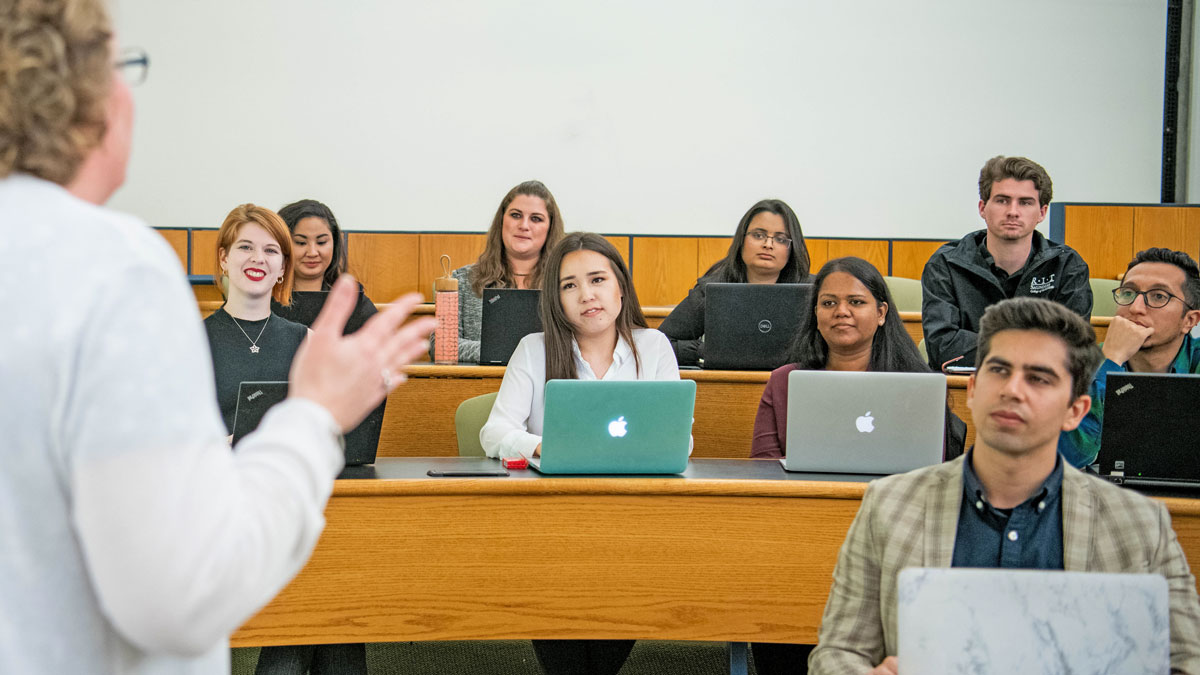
[426,469,510,477]
[944,366,976,375]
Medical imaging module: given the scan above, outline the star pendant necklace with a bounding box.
[230,312,270,354]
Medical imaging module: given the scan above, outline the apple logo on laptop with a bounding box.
[608,416,628,438]
[855,412,875,433]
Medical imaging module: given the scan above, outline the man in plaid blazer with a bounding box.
[809,298,1200,675]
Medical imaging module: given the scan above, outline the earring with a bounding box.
[276,276,284,285]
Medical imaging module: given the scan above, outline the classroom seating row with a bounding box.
[232,458,1200,648]
[372,365,976,458]
[161,202,1200,307]
[195,300,1114,357]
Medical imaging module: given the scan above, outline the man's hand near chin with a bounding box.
[1101,315,1153,365]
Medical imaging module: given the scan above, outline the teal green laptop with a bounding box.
[531,380,696,474]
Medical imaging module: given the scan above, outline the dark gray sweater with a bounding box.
[203,308,307,433]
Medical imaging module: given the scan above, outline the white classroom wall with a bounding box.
[111,0,1168,239]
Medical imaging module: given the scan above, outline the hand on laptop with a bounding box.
[289,276,436,432]
[1102,315,1154,366]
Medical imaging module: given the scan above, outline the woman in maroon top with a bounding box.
[751,256,964,459]
[749,257,963,675]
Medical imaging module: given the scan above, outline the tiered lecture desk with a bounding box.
[232,458,1200,675]
[216,298,1171,674]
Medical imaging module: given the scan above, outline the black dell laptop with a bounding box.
[231,380,383,465]
[1095,372,1200,491]
[700,283,812,370]
[479,288,542,365]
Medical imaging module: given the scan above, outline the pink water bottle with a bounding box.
[434,255,458,364]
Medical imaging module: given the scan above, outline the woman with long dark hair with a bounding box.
[751,256,962,459]
[480,232,681,675]
[271,198,377,335]
[659,198,810,366]
[748,256,963,675]
[481,232,678,459]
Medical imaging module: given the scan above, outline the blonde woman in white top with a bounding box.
[479,231,680,674]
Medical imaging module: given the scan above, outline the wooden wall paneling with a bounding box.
[603,236,631,267]
[1187,210,1200,260]
[689,380,759,458]
[192,285,224,304]
[805,239,831,274]
[1132,207,1200,261]
[1061,205,1134,280]
[155,229,189,273]
[890,240,948,279]
[417,234,488,302]
[826,239,889,275]
[696,237,733,277]
[190,229,219,276]
[632,237,699,307]
[345,233,420,302]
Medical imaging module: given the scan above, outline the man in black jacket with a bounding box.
[921,156,1091,369]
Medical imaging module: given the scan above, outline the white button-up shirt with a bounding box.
[481,328,680,459]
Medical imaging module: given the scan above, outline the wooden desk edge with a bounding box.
[333,476,870,499]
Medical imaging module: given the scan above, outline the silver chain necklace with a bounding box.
[229,312,270,354]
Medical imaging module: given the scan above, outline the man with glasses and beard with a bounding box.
[1059,247,1200,468]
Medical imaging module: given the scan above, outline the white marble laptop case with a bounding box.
[898,568,1168,675]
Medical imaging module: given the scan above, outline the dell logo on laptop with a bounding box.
[758,319,772,333]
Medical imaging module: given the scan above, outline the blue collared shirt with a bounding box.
[951,450,1065,569]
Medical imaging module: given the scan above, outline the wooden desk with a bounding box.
[381,366,976,458]
[897,312,1108,348]
[899,312,1112,350]
[232,458,1200,648]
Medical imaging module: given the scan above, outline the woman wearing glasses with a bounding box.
[658,199,811,366]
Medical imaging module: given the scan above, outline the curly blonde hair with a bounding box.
[0,0,113,185]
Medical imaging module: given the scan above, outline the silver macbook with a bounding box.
[781,370,945,476]
[529,379,696,474]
